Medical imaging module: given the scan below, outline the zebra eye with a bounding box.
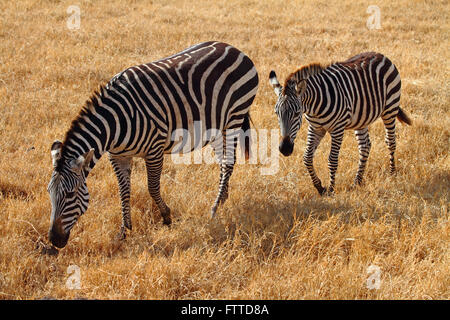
[66,191,76,198]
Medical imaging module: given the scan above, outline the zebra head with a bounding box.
[269,70,307,157]
[47,140,94,248]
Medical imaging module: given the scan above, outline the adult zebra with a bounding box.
[269,52,411,195]
[47,41,258,248]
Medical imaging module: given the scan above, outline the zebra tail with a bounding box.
[241,113,251,161]
[397,107,412,126]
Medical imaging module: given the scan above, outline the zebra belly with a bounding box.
[346,106,384,130]
[164,119,225,155]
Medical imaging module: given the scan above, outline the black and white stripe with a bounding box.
[48,41,258,248]
[270,52,411,195]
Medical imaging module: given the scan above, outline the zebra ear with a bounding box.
[70,149,95,173]
[295,80,307,96]
[51,140,63,167]
[269,70,282,96]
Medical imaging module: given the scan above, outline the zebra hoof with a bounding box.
[123,218,132,231]
[160,207,172,226]
[316,186,327,196]
[116,226,129,241]
[210,206,218,218]
[162,216,172,226]
[351,180,363,189]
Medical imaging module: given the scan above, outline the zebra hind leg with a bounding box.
[109,155,133,240]
[354,128,372,186]
[382,115,397,175]
[210,131,237,218]
[145,152,171,226]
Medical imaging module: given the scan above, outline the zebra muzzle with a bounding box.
[279,136,294,157]
[48,217,70,248]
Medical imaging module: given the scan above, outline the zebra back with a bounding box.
[105,41,259,154]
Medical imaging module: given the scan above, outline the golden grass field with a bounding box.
[0,0,448,300]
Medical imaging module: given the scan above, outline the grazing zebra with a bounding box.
[269,52,411,195]
[47,41,259,248]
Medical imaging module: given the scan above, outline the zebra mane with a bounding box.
[55,85,107,171]
[283,63,327,93]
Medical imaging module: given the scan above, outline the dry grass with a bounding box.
[0,0,449,300]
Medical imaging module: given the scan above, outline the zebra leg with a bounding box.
[303,126,327,195]
[109,154,133,239]
[327,129,344,194]
[210,131,237,218]
[145,151,171,226]
[354,128,372,185]
[382,115,397,174]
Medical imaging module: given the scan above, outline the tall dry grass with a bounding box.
[0,0,448,299]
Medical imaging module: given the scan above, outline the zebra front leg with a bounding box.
[145,152,171,226]
[326,129,344,194]
[382,115,397,175]
[210,131,236,218]
[303,126,327,195]
[109,155,133,240]
[354,128,372,186]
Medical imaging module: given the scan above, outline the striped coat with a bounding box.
[270,52,411,195]
[48,41,258,248]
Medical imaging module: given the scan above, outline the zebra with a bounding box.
[47,41,259,248]
[269,52,411,195]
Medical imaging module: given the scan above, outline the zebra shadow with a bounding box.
[118,194,358,260]
[62,168,448,258]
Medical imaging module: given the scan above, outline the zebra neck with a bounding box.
[300,81,317,116]
[292,64,327,117]
[60,106,111,175]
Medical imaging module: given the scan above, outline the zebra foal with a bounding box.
[47,41,258,248]
[269,52,411,195]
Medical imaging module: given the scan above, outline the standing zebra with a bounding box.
[269,52,411,195]
[47,41,258,248]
